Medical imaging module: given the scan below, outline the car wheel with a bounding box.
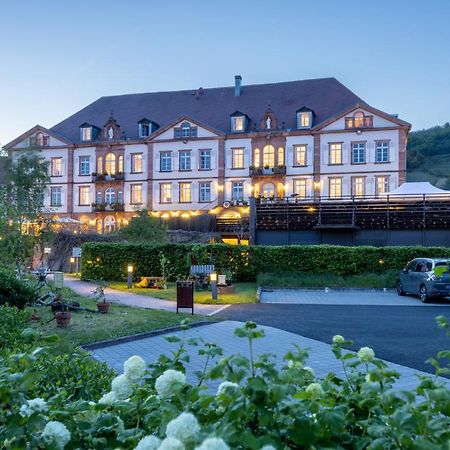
[420,285,429,303]
[396,280,406,296]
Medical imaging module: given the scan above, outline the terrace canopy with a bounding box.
[384,182,450,198]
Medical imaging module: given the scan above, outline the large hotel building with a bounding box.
[4,76,410,239]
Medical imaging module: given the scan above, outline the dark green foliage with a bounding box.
[0,268,37,308]
[408,122,450,162]
[117,209,167,244]
[80,243,450,282]
[0,306,30,352]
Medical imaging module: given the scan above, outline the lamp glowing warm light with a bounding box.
[70,257,75,263]
[181,213,190,219]
[378,259,385,265]
[161,213,170,219]
[314,181,321,189]
[217,184,224,192]
[127,264,134,273]
[210,272,217,282]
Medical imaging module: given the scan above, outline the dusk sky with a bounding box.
[1,0,449,147]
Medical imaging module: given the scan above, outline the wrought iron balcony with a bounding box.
[92,202,125,212]
[91,172,125,182]
[249,165,286,177]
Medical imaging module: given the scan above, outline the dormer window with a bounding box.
[79,122,100,142]
[345,111,373,129]
[230,111,248,132]
[81,127,92,141]
[296,107,314,129]
[139,123,150,137]
[174,122,197,139]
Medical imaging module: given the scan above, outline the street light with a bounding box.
[70,257,75,273]
[210,272,218,301]
[127,264,134,289]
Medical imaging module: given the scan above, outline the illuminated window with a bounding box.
[263,145,275,167]
[105,187,115,205]
[160,183,172,203]
[97,156,103,174]
[297,112,311,128]
[79,186,90,205]
[352,143,365,164]
[179,151,191,171]
[293,179,307,199]
[118,155,124,173]
[79,156,90,176]
[105,153,116,175]
[104,215,115,233]
[354,111,364,128]
[131,184,143,204]
[231,116,244,132]
[293,145,307,166]
[179,182,191,202]
[232,181,244,201]
[81,127,92,141]
[232,148,245,169]
[345,111,373,129]
[253,148,260,167]
[352,177,365,197]
[277,147,284,166]
[51,158,62,177]
[329,178,342,198]
[160,152,172,171]
[50,187,62,207]
[376,176,389,196]
[131,153,143,173]
[174,122,197,138]
[199,149,211,170]
[329,143,342,165]
[199,182,211,202]
[376,142,389,162]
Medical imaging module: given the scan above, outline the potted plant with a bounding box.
[55,299,71,327]
[93,284,110,313]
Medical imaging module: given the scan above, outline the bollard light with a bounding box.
[127,264,134,289]
[70,257,75,263]
[210,272,218,301]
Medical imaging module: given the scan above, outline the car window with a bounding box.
[405,261,416,272]
[413,262,424,272]
[425,261,432,271]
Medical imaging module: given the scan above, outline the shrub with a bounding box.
[0,306,30,353]
[0,268,37,309]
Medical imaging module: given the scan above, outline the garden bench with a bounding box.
[189,265,215,291]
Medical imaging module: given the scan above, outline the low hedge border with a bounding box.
[80,243,450,282]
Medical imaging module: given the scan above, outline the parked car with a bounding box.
[397,258,450,302]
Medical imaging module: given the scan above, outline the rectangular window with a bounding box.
[50,187,62,207]
[329,178,342,199]
[376,142,389,162]
[160,152,172,172]
[131,153,143,173]
[298,112,311,128]
[232,181,244,201]
[179,151,191,171]
[352,177,365,197]
[179,182,191,202]
[79,186,90,205]
[139,123,149,138]
[199,149,211,170]
[293,179,307,199]
[232,148,245,169]
[79,156,90,176]
[376,176,389,196]
[232,116,244,131]
[199,182,211,202]
[51,157,62,177]
[329,143,342,165]
[81,127,91,141]
[293,145,307,166]
[160,183,172,203]
[130,184,143,204]
[352,143,366,164]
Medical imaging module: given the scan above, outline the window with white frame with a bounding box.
[118,190,123,204]
[181,122,190,138]
[352,143,366,164]
[179,182,191,202]
[293,145,307,166]
[105,153,116,175]
[329,178,342,198]
[79,186,90,205]
[232,181,244,201]
[329,143,342,165]
[131,184,143,204]
[376,141,389,163]
[97,156,103,174]
[179,151,191,171]
[231,116,244,132]
[50,187,62,207]
[104,215,115,233]
[199,149,211,170]
[131,153,143,173]
[105,188,116,205]
[139,123,150,138]
[199,182,211,202]
[96,190,102,204]
[297,112,311,128]
[51,158,62,177]
[376,176,389,196]
[160,183,172,203]
[79,156,90,176]
[232,148,244,169]
[160,152,172,172]
[278,147,284,166]
[118,155,124,173]
[352,177,365,197]
[262,145,275,168]
[81,127,92,141]
[293,179,307,199]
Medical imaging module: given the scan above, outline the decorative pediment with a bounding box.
[102,111,121,140]
[3,125,72,150]
[260,105,277,131]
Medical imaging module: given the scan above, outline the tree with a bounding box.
[0,152,50,271]
[118,209,167,244]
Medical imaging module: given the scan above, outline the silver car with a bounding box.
[397,258,450,303]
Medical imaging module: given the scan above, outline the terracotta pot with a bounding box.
[97,302,111,314]
[55,311,71,328]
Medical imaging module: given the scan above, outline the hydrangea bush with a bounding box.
[1,319,449,449]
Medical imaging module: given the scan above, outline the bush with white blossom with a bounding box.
[155,369,186,398]
[19,397,48,417]
[41,421,71,449]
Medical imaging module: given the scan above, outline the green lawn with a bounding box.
[28,286,210,353]
[107,281,257,305]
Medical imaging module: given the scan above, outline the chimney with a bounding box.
[234,75,242,97]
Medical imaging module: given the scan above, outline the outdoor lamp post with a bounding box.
[210,272,218,301]
[127,264,134,289]
[70,257,75,273]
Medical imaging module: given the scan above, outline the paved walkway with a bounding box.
[64,275,228,316]
[90,320,449,392]
[261,288,450,306]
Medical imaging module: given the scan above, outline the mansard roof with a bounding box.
[50,78,365,143]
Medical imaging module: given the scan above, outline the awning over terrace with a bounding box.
[384,182,450,198]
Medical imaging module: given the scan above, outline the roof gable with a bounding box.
[4,125,72,149]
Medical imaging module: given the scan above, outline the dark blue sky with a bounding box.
[1,0,449,146]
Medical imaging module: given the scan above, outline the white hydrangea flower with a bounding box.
[124,355,147,383]
[19,398,48,417]
[195,438,229,450]
[303,366,315,377]
[260,446,277,450]
[357,347,375,362]
[306,382,324,399]
[155,370,186,398]
[41,421,71,449]
[98,391,117,405]
[134,435,161,450]
[216,381,239,396]
[287,360,302,369]
[332,335,345,345]
[159,437,185,450]
[166,412,200,442]
[111,374,134,400]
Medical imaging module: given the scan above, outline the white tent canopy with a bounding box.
[384,182,450,197]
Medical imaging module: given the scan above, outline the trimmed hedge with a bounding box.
[80,243,450,282]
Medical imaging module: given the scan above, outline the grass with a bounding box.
[257,270,398,289]
[28,286,210,352]
[107,281,258,305]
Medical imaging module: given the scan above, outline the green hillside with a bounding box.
[407,123,450,189]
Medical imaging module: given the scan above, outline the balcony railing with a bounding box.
[249,165,286,177]
[92,202,125,212]
[345,116,373,129]
[91,172,125,182]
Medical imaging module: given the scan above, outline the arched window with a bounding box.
[36,132,44,146]
[105,153,116,175]
[117,155,124,173]
[263,145,275,168]
[104,216,116,233]
[277,147,284,166]
[105,188,115,205]
[353,111,364,128]
[254,148,260,167]
[181,122,190,138]
[97,156,103,174]
[262,182,275,198]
